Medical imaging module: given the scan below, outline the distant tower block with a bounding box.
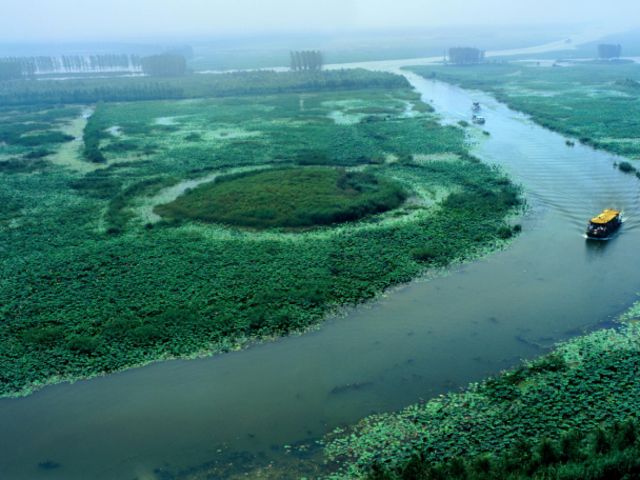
[447,47,485,65]
[598,44,622,59]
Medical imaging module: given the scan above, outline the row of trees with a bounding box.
[290,51,324,72]
[0,55,144,75]
[448,47,485,65]
[0,83,184,105]
[0,51,193,78]
[0,69,408,106]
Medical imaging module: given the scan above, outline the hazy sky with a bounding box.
[2,0,638,41]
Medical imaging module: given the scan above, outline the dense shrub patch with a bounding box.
[155,168,407,229]
[82,105,107,163]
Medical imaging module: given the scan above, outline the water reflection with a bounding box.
[584,235,615,258]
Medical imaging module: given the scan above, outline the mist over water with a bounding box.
[1,0,639,42]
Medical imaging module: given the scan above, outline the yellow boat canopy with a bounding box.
[591,209,620,225]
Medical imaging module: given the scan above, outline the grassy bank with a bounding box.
[0,72,521,397]
[408,63,640,159]
[324,319,640,478]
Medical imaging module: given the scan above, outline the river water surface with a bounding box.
[2,68,640,479]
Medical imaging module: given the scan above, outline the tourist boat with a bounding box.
[586,209,622,239]
[472,115,486,125]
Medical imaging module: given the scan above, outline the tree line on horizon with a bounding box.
[0,69,406,106]
[0,53,189,80]
[0,54,143,76]
[290,50,324,72]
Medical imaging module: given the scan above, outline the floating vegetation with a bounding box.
[367,418,640,479]
[151,440,325,480]
[409,63,640,161]
[324,321,640,479]
[0,79,521,397]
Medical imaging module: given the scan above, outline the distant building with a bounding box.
[598,44,622,59]
[448,47,485,65]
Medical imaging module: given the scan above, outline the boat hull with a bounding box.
[586,219,621,240]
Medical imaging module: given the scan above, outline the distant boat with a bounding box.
[472,114,486,125]
[472,102,481,113]
[586,209,622,239]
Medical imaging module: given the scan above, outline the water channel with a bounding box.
[2,66,640,479]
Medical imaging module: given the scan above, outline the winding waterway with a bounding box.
[2,66,640,480]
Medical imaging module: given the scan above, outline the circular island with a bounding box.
[154,167,408,229]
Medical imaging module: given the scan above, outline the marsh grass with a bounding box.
[154,167,407,229]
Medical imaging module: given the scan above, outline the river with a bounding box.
[2,63,640,479]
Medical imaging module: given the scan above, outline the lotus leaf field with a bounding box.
[367,417,640,479]
[408,63,640,160]
[0,70,521,397]
[324,318,640,479]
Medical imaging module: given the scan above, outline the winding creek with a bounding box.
[3,65,640,479]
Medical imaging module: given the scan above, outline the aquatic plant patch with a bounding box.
[409,63,640,159]
[368,417,640,479]
[154,167,408,229]
[0,105,81,161]
[324,321,640,478]
[0,82,521,397]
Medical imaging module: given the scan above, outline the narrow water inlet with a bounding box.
[2,70,640,480]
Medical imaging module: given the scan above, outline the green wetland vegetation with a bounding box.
[155,168,408,229]
[318,61,640,480]
[409,63,640,159]
[4,33,640,480]
[0,69,521,397]
[369,417,640,480]
[324,321,640,479]
[0,69,406,106]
